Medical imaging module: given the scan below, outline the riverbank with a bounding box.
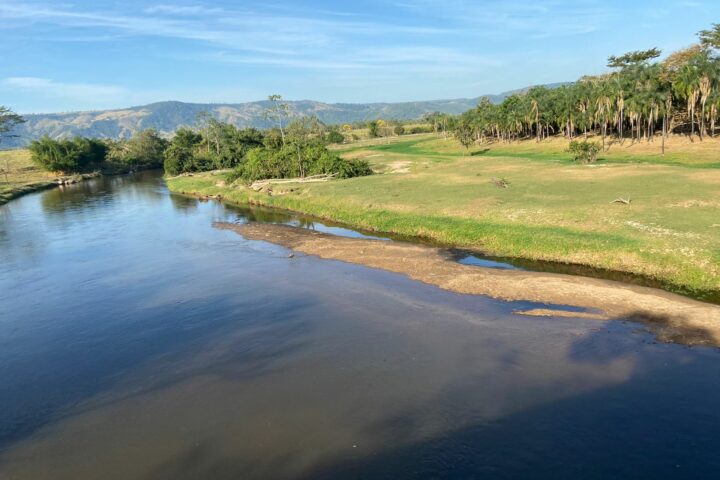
[0,149,143,206]
[218,222,720,346]
[0,150,104,206]
[0,150,57,205]
[166,134,720,296]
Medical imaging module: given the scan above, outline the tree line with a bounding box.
[23,103,372,182]
[452,24,720,154]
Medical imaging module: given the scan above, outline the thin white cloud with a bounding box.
[2,77,126,98]
[0,2,447,53]
[143,5,226,16]
[393,0,618,39]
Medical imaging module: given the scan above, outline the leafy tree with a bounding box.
[107,129,168,170]
[367,120,379,138]
[163,128,202,175]
[607,48,661,68]
[29,136,107,173]
[263,128,285,150]
[698,23,720,49]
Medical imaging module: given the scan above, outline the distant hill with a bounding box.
[2,84,568,148]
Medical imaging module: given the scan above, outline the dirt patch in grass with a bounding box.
[218,222,720,347]
[387,161,411,174]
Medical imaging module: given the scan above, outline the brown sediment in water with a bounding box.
[216,222,720,347]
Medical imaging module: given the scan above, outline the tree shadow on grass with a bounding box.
[470,148,490,156]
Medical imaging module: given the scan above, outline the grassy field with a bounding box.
[0,150,56,205]
[168,134,720,295]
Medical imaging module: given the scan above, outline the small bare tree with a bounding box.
[264,94,290,146]
[0,106,26,183]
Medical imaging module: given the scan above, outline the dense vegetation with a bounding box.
[453,24,720,154]
[1,97,486,149]
[22,111,371,181]
[106,129,168,172]
[29,136,108,173]
[163,113,372,181]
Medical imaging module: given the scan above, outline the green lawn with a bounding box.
[167,134,720,295]
[0,150,56,205]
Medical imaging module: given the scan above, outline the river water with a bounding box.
[1,172,719,479]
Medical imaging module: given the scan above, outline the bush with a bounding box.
[29,136,107,174]
[410,126,432,134]
[367,120,379,138]
[309,151,373,178]
[394,125,406,136]
[568,140,601,163]
[325,130,345,144]
[229,144,372,183]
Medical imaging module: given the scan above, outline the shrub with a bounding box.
[367,120,379,138]
[29,136,107,174]
[568,140,601,163]
[230,145,372,183]
[410,126,432,134]
[309,151,373,178]
[326,130,345,144]
[394,125,406,136]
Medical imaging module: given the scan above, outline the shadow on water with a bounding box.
[3,171,720,479]
[0,292,316,452]
[135,312,720,480]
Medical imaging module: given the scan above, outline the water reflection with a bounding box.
[1,172,719,479]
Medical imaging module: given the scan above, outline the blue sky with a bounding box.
[1,0,718,113]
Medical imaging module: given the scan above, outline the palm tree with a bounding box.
[674,62,701,138]
[698,74,712,140]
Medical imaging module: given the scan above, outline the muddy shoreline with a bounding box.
[217,222,720,347]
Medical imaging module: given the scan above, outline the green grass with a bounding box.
[0,150,57,205]
[168,134,720,295]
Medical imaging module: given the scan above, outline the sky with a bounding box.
[1,0,719,113]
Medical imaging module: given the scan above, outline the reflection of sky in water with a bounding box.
[457,254,521,270]
[1,172,720,479]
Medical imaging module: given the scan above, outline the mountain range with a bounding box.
[2,84,567,148]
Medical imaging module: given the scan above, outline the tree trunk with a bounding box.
[691,104,695,139]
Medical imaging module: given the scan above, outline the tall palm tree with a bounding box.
[674,62,701,138]
[698,74,712,140]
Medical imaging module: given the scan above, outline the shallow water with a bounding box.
[1,172,719,479]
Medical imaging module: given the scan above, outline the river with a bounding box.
[1,171,719,479]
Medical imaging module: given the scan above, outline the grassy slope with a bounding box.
[167,134,720,294]
[0,150,56,205]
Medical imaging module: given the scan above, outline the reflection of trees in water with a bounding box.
[0,206,43,261]
[168,193,199,213]
[229,205,296,224]
[40,171,165,217]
